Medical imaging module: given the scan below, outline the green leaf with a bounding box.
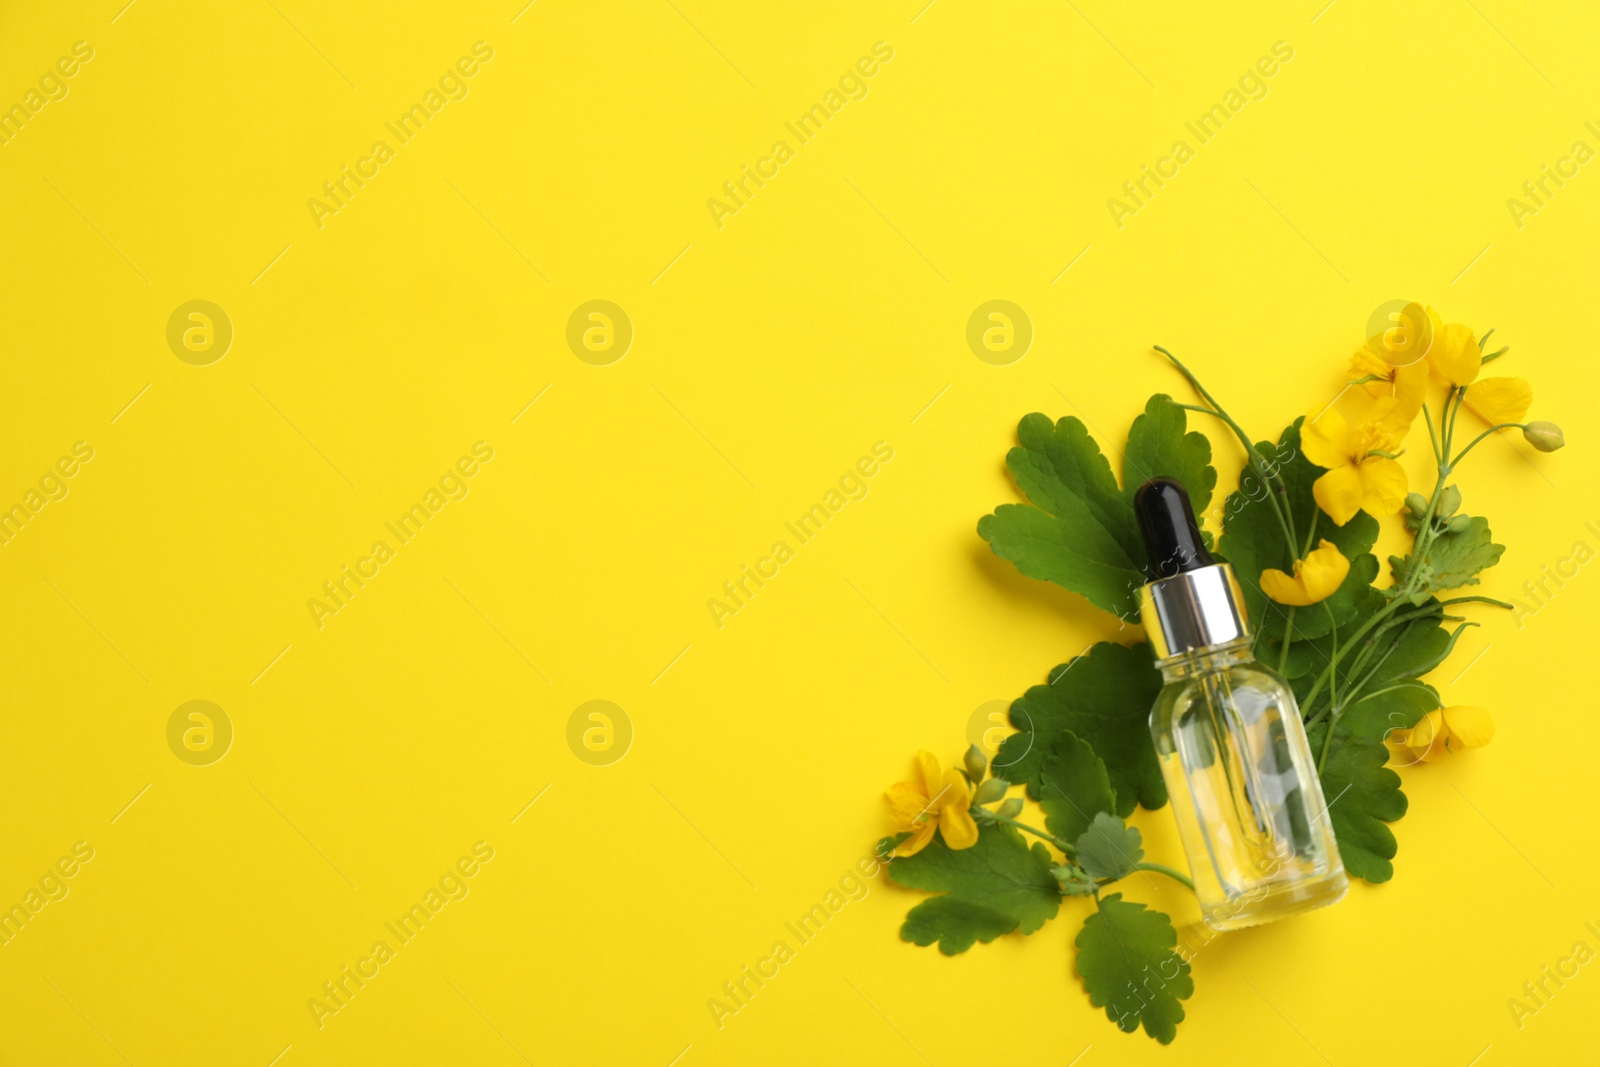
[993,642,1165,815]
[977,399,1216,621]
[888,824,1061,955]
[1339,680,1438,743]
[1075,893,1193,1044]
[978,414,1142,618]
[1122,394,1217,517]
[1311,724,1408,883]
[1075,813,1144,882]
[1389,514,1505,597]
[1036,732,1117,843]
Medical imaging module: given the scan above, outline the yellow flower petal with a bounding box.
[1386,359,1430,429]
[1299,540,1351,601]
[940,768,973,811]
[914,750,941,799]
[1355,455,1408,516]
[893,819,938,857]
[940,802,980,850]
[1406,710,1448,763]
[1259,566,1307,605]
[1261,540,1351,606]
[1428,323,1481,386]
[1312,464,1364,525]
[1442,706,1494,749]
[1465,377,1532,425]
[1301,406,1351,469]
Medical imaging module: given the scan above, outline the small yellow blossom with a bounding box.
[1301,406,1409,525]
[885,751,979,857]
[1462,376,1533,425]
[1392,706,1494,763]
[1260,539,1351,606]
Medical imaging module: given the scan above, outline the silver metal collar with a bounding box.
[1140,562,1251,660]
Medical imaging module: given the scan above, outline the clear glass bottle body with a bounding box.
[1150,638,1347,930]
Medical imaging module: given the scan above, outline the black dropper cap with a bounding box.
[1133,477,1213,582]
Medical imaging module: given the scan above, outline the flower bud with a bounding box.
[963,744,987,783]
[1436,484,1461,520]
[997,797,1024,820]
[973,777,1009,805]
[1446,514,1472,534]
[1523,421,1565,452]
[1405,492,1428,518]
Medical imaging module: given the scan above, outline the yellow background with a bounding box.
[1,0,1596,1063]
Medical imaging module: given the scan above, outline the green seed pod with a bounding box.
[1524,421,1566,453]
[973,777,1009,805]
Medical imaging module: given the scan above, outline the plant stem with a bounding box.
[1439,595,1514,609]
[1422,403,1442,465]
[1278,606,1295,673]
[1300,509,1321,558]
[1158,347,1300,556]
[1318,605,1341,769]
[1451,422,1528,466]
[980,810,1076,855]
[1132,862,1195,890]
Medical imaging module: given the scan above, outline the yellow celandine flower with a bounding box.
[1349,346,1429,431]
[1259,539,1350,606]
[1390,706,1494,763]
[885,751,979,857]
[1300,406,1409,525]
[1421,307,1535,427]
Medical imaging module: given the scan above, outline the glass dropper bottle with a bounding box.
[1134,477,1348,931]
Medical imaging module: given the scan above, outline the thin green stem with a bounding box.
[1174,404,1297,555]
[1300,600,1398,712]
[1422,403,1442,466]
[1318,605,1340,770]
[1300,509,1321,558]
[1452,422,1527,466]
[1439,595,1514,609]
[980,811,1076,855]
[1445,386,1466,459]
[1158,347,1300,555]
[1278,606,1296,674]
[1132,862,1195,891]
